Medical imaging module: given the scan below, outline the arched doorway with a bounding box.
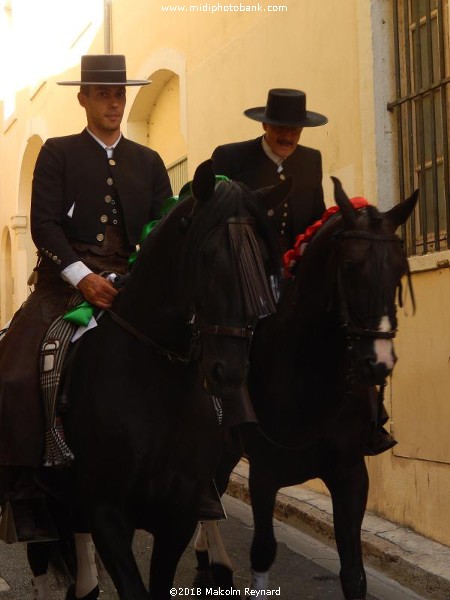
[127,70,188,196]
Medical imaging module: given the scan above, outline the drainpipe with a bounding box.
[104,0,112,53]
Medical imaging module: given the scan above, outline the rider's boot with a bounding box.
[31,573,50,600]
[364,426,397,456]
[364,386,397,456]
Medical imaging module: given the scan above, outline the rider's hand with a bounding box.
[77,273,118,309]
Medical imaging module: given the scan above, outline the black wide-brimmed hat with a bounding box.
[244,88,327,128]
[58,54,150,86]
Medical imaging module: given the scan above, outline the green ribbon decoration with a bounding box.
[63,300,95,326]
[128,194,181,267]
[213,174,231,183]
[62,176,230,326]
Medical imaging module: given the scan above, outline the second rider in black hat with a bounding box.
[213,88,327,254]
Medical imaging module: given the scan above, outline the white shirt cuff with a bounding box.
[61,261,93,288]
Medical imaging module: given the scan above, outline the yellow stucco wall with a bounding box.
[367,265,450,544]
[1,0,450,548]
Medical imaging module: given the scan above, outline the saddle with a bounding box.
[39,273,128,467]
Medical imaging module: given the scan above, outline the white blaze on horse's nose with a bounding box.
[374,315,395,369]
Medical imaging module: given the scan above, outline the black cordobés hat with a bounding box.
[58,54,150,86]
[244,88,327,127]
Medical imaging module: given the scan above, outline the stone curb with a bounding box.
[227,461,450,600]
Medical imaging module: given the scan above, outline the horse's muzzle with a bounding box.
[364,356,396,386]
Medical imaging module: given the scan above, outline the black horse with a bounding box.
[195,178,418,600]
[29,160,291,600]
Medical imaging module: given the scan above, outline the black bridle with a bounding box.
[107,309,253,364]
[334,229,406,343]
[107,216,276,364]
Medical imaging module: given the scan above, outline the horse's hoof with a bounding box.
[65,584,99,600]
[193,569,215,595]
[193,549,214,595]
[210,564,235,589]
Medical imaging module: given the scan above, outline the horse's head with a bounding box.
[330,177,418,386]
[181,160,290,397]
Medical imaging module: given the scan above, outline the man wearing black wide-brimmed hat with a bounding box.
[0,55,172,599]
[212,88,396,457]
[212,88,327,254]
[36,54,171,304]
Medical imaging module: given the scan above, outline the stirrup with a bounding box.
[0,496,59,544]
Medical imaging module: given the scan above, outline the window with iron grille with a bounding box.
[388,0,450,255]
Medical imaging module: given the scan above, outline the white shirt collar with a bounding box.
[86,128,122,157]
[261,135,284,166]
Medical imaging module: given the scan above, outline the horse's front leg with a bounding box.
[248,466,278,594]
[89,504,148,600]
[193,430,242,591]
[324,457,368,600]
[149,516,198,600]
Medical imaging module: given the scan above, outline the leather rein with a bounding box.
[107,309,253,364]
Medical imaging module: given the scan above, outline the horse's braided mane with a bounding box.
[126,179,282,318]
[302,205,382,256]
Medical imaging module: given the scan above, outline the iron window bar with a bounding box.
[388,0,449,256]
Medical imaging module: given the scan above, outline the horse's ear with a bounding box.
[256,177,293,211]
[191,160,216,204]
[384,189,419,229]
[331,176,357,229]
